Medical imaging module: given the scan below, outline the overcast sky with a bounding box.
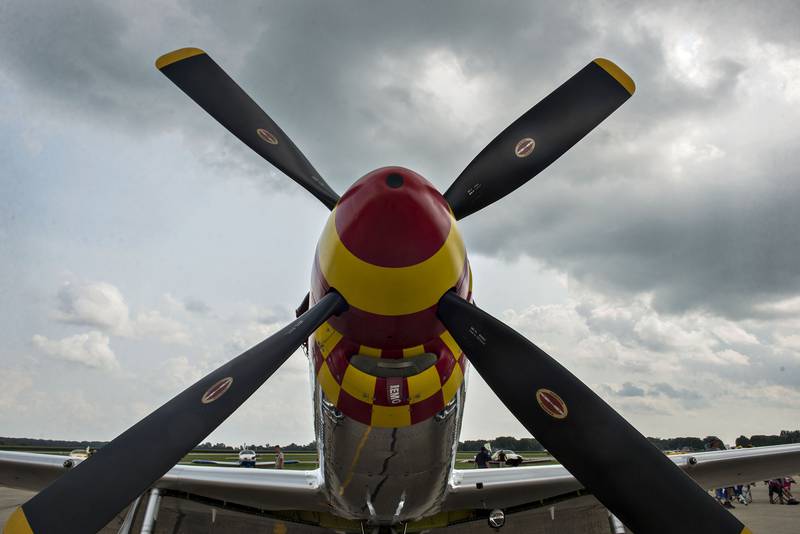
[1,1,799,448]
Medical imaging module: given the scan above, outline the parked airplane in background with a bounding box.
[190,449,298,469]
[2,48,799,534]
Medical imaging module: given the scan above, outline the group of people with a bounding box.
[767,477,797,505]
[713,477,797,508]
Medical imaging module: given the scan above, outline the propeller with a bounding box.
[156,47,340,210]
[5,292,346,534]
[444,58,634,220]
[436,291,749,534]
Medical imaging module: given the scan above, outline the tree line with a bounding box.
[3,430,798,452]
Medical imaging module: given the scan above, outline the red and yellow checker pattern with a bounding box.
[311,323,467,428]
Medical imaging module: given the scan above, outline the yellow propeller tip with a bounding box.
[593,58,636,95]
[155,47,206,70]
[3,507,33,534]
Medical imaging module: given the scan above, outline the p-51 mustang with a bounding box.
[2,48,799,534]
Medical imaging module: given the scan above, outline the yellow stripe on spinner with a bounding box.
[155,47,206,70]
[3,507,33,534]
[318,210,467,316]
[402,345,425,358]
[317,363,341,403]
[593,58,635,95]
[314,322,342,359]
[371,405,411,427]
[341,365,376,403]
[440,330,463,358]
[360,345,381,357]
[407,366,441,403]
[442,363,464,404]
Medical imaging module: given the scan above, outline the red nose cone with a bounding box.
[335,167,452,267]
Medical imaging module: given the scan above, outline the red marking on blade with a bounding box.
[536,388,568,419]
[256,128,279,145]
[514,137,535,158]
[202,377,234,404]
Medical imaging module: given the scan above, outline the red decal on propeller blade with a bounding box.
[536,388,568,419]
[514,137,535,158]
[202,377,234,404]
[256,128,279,145]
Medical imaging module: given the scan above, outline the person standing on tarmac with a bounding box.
[275,445,285,469]
[475,446,491,469]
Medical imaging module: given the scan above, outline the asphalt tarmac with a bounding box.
[1,482,797,532]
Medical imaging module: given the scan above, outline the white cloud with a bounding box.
[32,331,118,370]
[56,281,133,336]
[0,368,33,410]
[133,310,190,345]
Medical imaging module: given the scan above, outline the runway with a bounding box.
[1,482,797,532]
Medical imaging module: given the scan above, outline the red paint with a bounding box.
[374,376,409,406]
[410,390,444,424]
[338,390,372,425]
[335,167,452,268]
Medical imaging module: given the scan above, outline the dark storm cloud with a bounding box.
[182,297,210,315]
[2,0,800,320]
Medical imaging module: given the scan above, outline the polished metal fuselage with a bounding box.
[310,367,466,524]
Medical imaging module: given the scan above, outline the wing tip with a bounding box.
[3,507,34,534]
[155,47,206,70]
[593,58,636,96]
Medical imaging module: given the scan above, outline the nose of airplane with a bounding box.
[334,167,453,267]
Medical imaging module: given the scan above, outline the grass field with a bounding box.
[1,446,556,470]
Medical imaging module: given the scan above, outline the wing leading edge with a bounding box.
[0,450,327,513]
[442,444,800,512]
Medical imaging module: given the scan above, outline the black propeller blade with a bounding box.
[6,292,346,534]
[444,58,634,220]
[437,292,749,534]
[156,48,340,210]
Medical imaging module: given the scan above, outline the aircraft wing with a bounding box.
[191,459,241,466]
[442,444,800,512]
[0,450,329,513]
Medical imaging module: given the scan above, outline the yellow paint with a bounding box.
[740,529,752,534]
[2,508,33,534]
[407,366,441,403]
[441,364,464,404]
[341,365,376,403]
[317,210,466,316]
[155,47,206,70]
[593,58,636,95]
[440,330,462,358]
[371,405,411,427]
[272,522,287,534]
[339,426,372,495]
[313,322,342,359]
[359,345,381,357]
[402,345,425,358]
[317,363,341,403]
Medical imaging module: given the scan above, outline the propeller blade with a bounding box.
[156,48,339,210]
[436,292,750,534]
[5,292,346,534]
[444,58,634,220]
